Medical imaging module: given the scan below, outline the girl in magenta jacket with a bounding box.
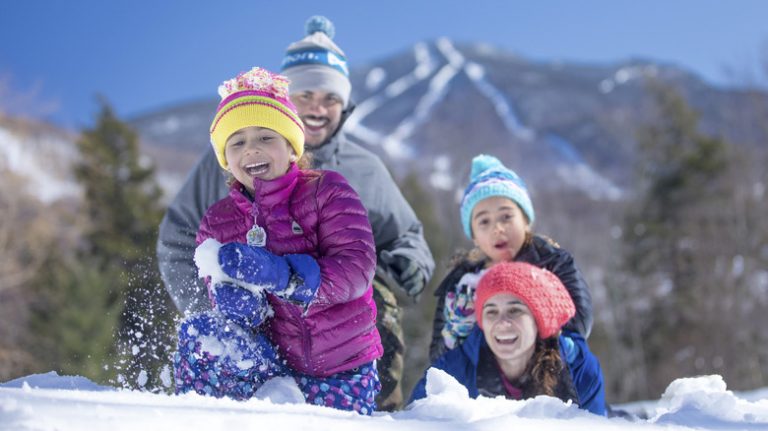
[173,67,382,415]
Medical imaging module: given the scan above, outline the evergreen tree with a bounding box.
[74,100,176,391]
[28,253,123,382]
[29,100,176,390]
[617,81,749,399]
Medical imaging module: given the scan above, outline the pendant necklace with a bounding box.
[247,201,267,247]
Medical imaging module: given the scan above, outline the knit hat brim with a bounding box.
[461,182,535,238]
[283,65,351,107]
[475,262,575,339]
[210,94,305,170]
[460,155,536,238]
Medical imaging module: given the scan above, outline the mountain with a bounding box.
[128,39,768,201]
[0,114,80,203]
[5,38,767,288]
[125,39,768,272]
[5,39,768,404]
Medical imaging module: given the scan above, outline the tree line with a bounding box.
[1,82,767,402]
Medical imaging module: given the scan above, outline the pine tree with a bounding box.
[29,100,176,390]
[75,100,177,391]
[617,81,743,399]
[28,253,123,382]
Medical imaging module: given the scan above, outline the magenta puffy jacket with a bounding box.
[196,163,382,376]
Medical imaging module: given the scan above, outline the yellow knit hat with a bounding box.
[209,67,305,169]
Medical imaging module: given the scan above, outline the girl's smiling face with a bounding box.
[471,196,530,264]
[224,126,294,192]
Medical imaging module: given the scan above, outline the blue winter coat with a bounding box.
[429,235,594,362]
[411,327,606,416]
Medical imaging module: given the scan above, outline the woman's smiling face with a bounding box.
[481,293,537,365]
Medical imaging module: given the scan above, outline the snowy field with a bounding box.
[2,369,768,431]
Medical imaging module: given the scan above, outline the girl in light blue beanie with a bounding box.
[428,154,595,362]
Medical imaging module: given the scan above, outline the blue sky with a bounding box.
[1,0,767,129]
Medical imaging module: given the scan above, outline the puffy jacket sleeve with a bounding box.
[338,147,435,290]
[562,331,607,416]
[310,171,377,306]
[156,149,229,315]
[547,248,594,338]
[429,262,477,362]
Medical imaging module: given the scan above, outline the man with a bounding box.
[156,16,434,411]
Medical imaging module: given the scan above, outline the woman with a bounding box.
[429,154,593,362]
[411,261,606,416]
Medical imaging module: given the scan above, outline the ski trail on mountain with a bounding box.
[460,56,622,200]
[463,62,535,141]
[346,43,437,149]
[348,39,465,158]
[346,39,622,199]
[381,38,462,158]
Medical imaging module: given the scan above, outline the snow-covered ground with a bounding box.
[2,369,768,431]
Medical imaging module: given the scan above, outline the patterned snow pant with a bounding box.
[173,312,380,415]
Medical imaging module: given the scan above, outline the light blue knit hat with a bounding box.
[460,154,535,238]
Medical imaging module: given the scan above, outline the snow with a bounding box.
[347,39,622,203]
[346,44,437,150]
[464,61,535,142]
[429,155,453,191]
[381,39,462,159]
[2,370,768,430]
[365,67,387,91]
[0,127,80,203]
[599,65,659,94]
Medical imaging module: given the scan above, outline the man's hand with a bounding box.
[380,250,425,298]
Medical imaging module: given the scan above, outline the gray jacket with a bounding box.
[157,132,435,315]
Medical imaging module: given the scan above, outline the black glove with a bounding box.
[380,250,425,297]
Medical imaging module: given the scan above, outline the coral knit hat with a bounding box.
[475,262,575,339]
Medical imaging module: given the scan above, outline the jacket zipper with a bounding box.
[288,304,311,371]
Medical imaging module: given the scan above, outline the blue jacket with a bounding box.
[429,235,594,362]
[411,327,606,416]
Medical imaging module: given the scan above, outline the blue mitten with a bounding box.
[283,254,321,304]
[561,335,580,363]
[213,282,270,328]
[175,312,286,400]
[217,242,321,305]
[218,242,291,291]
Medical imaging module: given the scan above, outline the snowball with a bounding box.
[424,368,469,399]
[651,375,768,426]
[254,376,305,405]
